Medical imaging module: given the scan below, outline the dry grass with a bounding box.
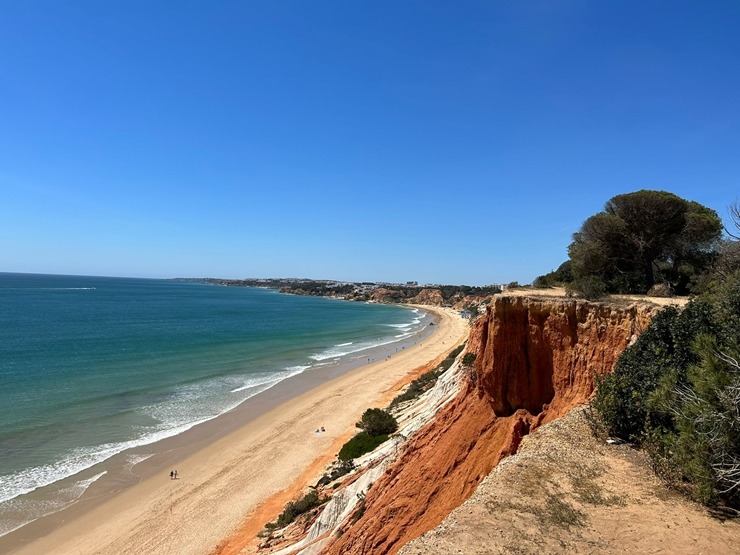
[400,407,740,555]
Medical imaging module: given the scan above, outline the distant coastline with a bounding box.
[176,277,503,306]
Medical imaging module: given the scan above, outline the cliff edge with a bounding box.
[321,295,656,555]
[399,406,740,555]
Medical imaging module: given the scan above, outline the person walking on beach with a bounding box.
[174,470,178,479]
[169,471,174,480]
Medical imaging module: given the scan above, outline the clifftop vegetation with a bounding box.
[592,272,740,512]
[532,192,740,512]
[536,190,725,297]
[590,197,740,512]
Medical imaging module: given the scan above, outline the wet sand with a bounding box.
[4,305,469,555]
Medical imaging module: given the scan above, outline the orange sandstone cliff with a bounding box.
[321,295,655,555]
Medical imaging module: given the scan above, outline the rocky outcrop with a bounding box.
[451,294,490,310]
[409,289,444,306]
[368,288,408,303]
[321,296,656,555]
[470,296,654,426]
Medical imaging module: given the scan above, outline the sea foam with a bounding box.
[0,368,305,505]
[0,471,107,537]
[0,275,427,537]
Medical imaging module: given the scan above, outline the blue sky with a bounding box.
[1,1,738,285]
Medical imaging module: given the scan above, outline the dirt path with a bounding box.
[400,407,739,555]
[502,286,689,307]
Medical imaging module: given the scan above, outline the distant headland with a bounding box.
[176,277,506,307]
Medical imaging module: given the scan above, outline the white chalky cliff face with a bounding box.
[268,348,469,555]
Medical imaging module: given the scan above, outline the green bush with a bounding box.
[659,275,740,507]
[316,460,355,487]
[264,489,329,531]
[356,408,398,437]
[390,368,443,407]
[534,261,573,288]
[389,343,467,407]
[593,303,713,442]
[462,353,477,367]
[440,344,465,370]
[567,275,607,300]
[338,432,389,462]
[593,272,740,509]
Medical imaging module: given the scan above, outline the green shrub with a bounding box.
[534,261,573,288]
[264,489,329,531]
[440,344,465,370]
[462,353,477,367]
[316,460,355,487]
[351,497,366,523]
[390,368,443,407]
[388,344,466,407]
[593,273,740,509]
[567,275,607,300]
[356,408,398,437]
[653,276,740,507]
[338,432,389,461]
[592,303,713,442]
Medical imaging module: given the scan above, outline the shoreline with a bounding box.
[0,296,430,544]
[3,305,469,555]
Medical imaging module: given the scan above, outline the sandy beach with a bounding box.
[5,305,468,555]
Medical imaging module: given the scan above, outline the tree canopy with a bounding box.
[356,408,398,437]
[533,260,573,288]
[568,190,722,294]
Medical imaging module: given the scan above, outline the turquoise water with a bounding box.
[0,273,425,535]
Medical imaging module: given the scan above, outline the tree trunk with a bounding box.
[644,259,655,291]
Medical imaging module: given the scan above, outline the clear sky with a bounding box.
[1,1,738,285]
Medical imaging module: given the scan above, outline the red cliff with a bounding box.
[321,296,655,555]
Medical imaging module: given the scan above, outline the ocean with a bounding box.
[0,273,427,537]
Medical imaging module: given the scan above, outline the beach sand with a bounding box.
[6,306,468,555]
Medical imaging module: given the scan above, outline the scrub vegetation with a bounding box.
[390,344,465,407]
[592,203,740,511]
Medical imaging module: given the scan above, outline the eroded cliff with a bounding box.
[321,296,656,555]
